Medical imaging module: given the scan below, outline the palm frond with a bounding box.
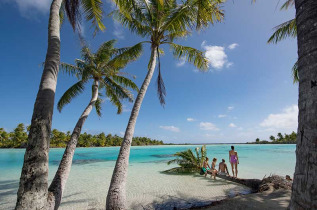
[103,77,134,102]
[81,0,105,35]
[105,85,123,114]
[57,80,86,112]
[280,0,295,10]
[168,42,209,70]
[111,10,152,38]
[292,61,299,84]
[60,62,82,79]
[95,40,117,63]
[59,2,66,26]
[94,97,103,117]
[111,75,139,92]
[268,19,297,44]
[156,49,166,106]
[64,0,81,30]
[108,42,144,69]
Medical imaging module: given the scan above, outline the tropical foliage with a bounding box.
[58,39,141,114]
[267,0,298,83]
[248,131,297,144]
[165,145,207,173]
[0,124,164,148]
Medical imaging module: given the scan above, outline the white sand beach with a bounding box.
[1,161,250,210]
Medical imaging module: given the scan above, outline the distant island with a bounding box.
[0,123,165,148]
[247,131,297,144]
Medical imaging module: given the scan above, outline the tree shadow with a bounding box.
[0,180,19,202]
[191,189,291,210]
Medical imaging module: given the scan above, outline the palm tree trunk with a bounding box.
[289,0,317,209]
[106,45,158,210]
[47,80,99,210]
[15,0,63,209]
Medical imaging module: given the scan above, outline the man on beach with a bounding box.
[218,159,229,176]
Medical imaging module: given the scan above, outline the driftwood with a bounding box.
[214,174,262,191]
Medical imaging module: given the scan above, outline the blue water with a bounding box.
[0,144,296,209]
[0,144,296,178]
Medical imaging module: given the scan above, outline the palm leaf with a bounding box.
[280,0,294,10]
[57,80,86,112]
[268,19,297,44]
[168,42,209,70]
[94,97,103,117]
[81,0,105,35]
[111,75,139,92]
[105,85,123,114]
[292,61,299,84]
[60,62,82,79]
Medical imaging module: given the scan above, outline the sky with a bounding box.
[0,0,298,143]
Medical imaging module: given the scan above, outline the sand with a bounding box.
[0,162,250,210]
[195,189,291,210]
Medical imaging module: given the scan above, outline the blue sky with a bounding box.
[0,0,298,143]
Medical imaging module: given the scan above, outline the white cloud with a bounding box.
[119,131,125,137]
[201,41,233,70]
[228,43,239,50]
[113,20,124,39]
[6,0,51,17]
[159,125,180,132]
[229,123,237,128]
[260,105,298,130]
[218,114,227,118]
[200,122,219,131]
[176,57,186,67]
[228,106,234,111]
[187,118,196,122]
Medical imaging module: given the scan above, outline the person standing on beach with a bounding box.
[218,159,229,176]
[229,146,239,177]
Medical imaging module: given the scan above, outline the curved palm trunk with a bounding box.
[289,0,317,209]
[15,0,63,209]
[47,80,99,210]
[106,46,158,210]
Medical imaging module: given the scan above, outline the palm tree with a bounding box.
[46,40,141,209]
[106,1,224,209]
[267,0,298,83]
[289,0,317,209]
[166,145,207,173]
[16,1,105,209]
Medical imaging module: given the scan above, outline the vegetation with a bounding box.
[165,145,207,173]
[16,0,106,209]
[0,124,164,148]
[267,0,298,83]
[106,0,224,208]
[247,131,297,144]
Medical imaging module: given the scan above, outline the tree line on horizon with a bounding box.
[0,123,164,148]
[248,131,297,144]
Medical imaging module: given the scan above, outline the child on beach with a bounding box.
[202,157,212,177]
[211,158,218,179]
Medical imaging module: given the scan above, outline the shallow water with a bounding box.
[0,144,295,209]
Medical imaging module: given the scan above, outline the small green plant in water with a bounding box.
[165,145,207,173]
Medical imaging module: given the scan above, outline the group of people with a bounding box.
[202,146,239,179]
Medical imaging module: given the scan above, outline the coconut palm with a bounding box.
[267,0,298,83]
[16,1,105,209]
[106,0,224,209]
[46,40,141,209]
[289,0,317,209]
[166,145,207,173]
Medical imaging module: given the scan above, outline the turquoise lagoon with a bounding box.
[0,144,295,209]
